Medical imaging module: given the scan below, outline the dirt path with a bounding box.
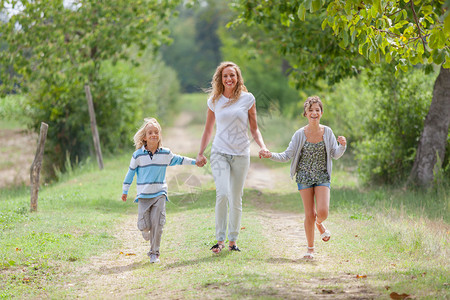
[72,113,303,297]
[0,114,377,298]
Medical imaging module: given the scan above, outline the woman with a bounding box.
[196,61,268,253]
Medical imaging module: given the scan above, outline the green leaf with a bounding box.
[438,29,446,48]
[304,0,313,11]
[432,49,445,65]
[321,18,328,30]
[374,0,382,13]
[297,3,306,21]
[428,30,438,49]
[371,5,378,18]
[369,48,377,63]
[417,40,425,55]
[386,51,392,63]
[351,28,357,43]
[443,56,450,68]
[311,0,322,13]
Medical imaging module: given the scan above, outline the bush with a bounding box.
[354,65,436,185]
[25,54,180,179]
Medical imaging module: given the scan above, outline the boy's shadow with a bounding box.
[97,261,148,275]
[163,251,234,269]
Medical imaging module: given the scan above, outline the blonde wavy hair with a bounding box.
[133,118,162,150]
[208,61,248,107]
[303,96,323,117]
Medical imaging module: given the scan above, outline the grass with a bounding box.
[0,94,29,130]
[0,93,449,298]
[0,155,136,298]
[0,150,448,298]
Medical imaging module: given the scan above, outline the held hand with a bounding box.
[259,148,272,159]
[337,136,347,146]
[121,194,127,202]
[196,154,207,167]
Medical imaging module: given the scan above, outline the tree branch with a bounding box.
[410,1,427,49]
[386,9,403,17]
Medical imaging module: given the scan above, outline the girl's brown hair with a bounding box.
[303,96,323,117]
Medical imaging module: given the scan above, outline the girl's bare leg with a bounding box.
[299,188,316,254]
[314,186,330,223]
[314,186,330,241]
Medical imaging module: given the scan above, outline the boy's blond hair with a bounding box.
[133,118,162,150]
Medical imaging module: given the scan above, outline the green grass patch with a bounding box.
[0,94,29,130]
[0,152,448,298]
[0,154,136,298]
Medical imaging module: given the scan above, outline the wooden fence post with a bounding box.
[30,122,48,212]
[84,84,104,170]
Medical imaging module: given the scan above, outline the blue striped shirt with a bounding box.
[122,146,196,202]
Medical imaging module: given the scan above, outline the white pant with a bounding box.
[210,152,250,242]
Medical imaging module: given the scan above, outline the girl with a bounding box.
[122,118,199,263]
[196,61,268,253]
[259,96,346,259]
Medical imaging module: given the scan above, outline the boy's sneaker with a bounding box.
[142,230,150,241]
[149,254,160,263]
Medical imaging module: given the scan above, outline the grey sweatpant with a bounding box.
[137,195,166,256]
[210,152,250,242]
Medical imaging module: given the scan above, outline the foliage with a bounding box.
[218,23,301,118]
[27,53,180,178]
[0,94,28,124]
[354,65,435,184]
[161,1,224,92]
[232,0,450,186]
[234,0,450,74]
[301,0,450,73]
[230,1,368,88]
[321,74,373,145]
[0,0,180,177]
[0,0,178,92]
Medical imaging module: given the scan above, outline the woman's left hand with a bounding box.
[259,148,271,158]
[337,136,347,146]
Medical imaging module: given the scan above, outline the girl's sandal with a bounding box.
[303,246,315,259]
[210,243,225,253]
[316,222,331,242]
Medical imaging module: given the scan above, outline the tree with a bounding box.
[0,0,180,174]
[161,0,225,92]
[233,0,450,186]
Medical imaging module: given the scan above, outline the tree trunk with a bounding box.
[408,66,450,186]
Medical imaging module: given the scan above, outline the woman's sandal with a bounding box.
[316,221,331,242]
[210,243,225,253]
[229,245,241,252]
[303,246,315,259]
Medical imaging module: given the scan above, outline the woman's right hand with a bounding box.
[196,154,207,167]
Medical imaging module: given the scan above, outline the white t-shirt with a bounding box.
[207,92,255,156]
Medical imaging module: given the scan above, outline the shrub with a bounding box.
[354,65,436,185]
[25,55,180,179]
